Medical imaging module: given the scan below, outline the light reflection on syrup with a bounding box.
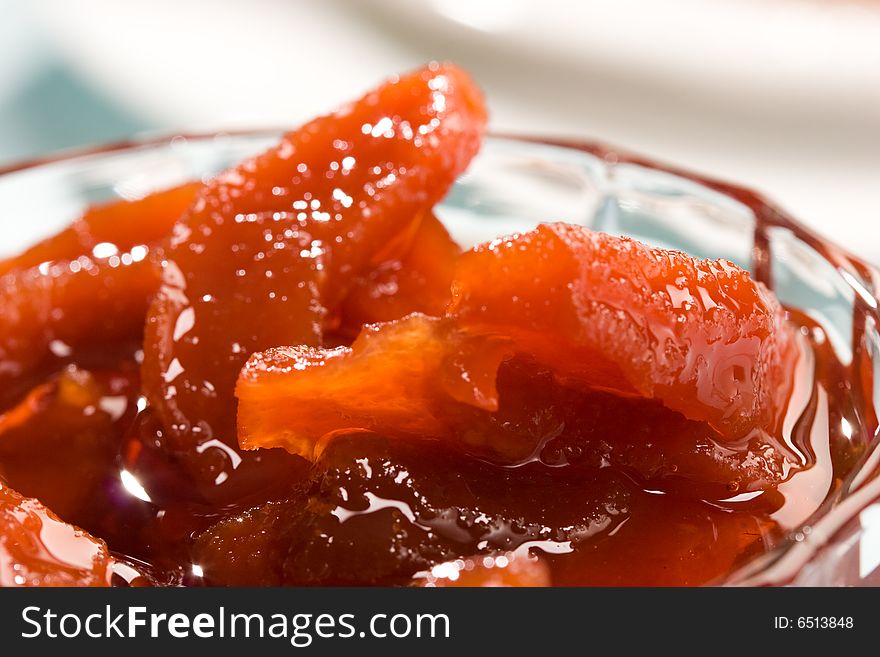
[1,481,112,587]
[771,387,833,529]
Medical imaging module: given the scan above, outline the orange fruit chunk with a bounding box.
[0,365,138,523]
[142,63,487,466]
[192,499,298,587]
[0,182,199,276]
[0,183,198,391]
[0,480,112,587]
[238,315,508,458]
[237,224,798,491]
[449,222,796,440]
[338,212,460,332]
[0,254,159,388]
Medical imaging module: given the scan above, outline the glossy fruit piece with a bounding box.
[0,480,112,587]
[142,63,487,468]
[0,252,159,389]
[0,182,200,276]
[0,365,139,523]
[239,314,793,493]
[450,223,797,441]
[237,315,451,458]
[191,499,298,587]
[237,314,512,459]
[338,212,460,333]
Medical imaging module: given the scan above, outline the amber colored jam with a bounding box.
[0,304,868,586]
[0,64,877,587]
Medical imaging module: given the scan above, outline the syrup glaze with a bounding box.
[0,130,877,586]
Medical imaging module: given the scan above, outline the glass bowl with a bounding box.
[1,132,878,586]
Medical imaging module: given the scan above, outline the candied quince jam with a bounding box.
[0,64,871,587]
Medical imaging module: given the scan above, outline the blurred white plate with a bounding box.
[372,0,880,124]
[22,0,880,262]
